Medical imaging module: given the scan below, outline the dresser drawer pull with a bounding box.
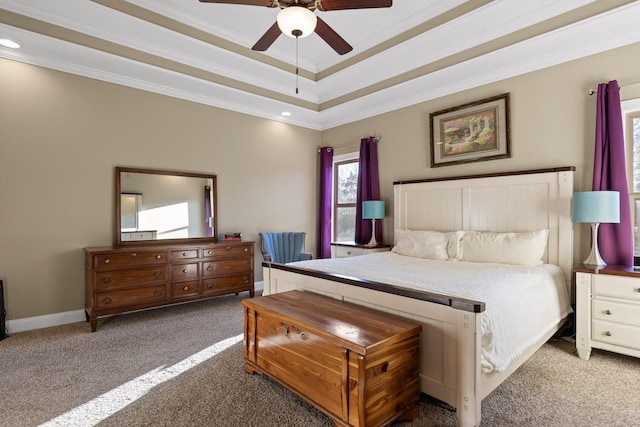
[604,331,612,337]
[206,282,213,289]
[225,246,232,251]
[243,277,249,284]
[156,255,162,259]
[102,296,112,304]
[605,310,612,315]
[101,276,111,284]
[244,248,248,252]
[183,286,189,291]
[182,269,188,273]
[104,258,111,264]
[154,289,162,297]
[153,271,162,278]
[207,265,214,271]
[131,253,137,257]
[182,252,188,257]
[207,250,213,255]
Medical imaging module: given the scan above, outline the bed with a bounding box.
[262,167,575,427]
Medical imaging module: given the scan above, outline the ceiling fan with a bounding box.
[198,0,393,55]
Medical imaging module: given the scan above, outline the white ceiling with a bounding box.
[1,0,640,130]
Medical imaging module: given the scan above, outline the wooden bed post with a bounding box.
[456,310,482,427]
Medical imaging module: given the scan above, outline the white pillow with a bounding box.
[456,229,549,266]
[392,229,450,260]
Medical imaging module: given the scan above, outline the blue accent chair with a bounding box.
[259,232,313,263]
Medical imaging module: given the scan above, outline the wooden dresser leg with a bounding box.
[90,318,98,332]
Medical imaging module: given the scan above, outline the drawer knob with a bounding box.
[156,255,162,259]
[131,253,137,257]
[225,246,232,251]
[183,286,189,291]
[604,331,612,337]
[153,271,162,278]
[104,258,111,264]
[101,276,111,284]
[605,310,612,315]
[182,269,188,273]
[207,265,213,271]
[207,250,213,255]
[244,248,248,252]
[102,296,112,304]
[243,277,249,284]
[182,252,188,257]
[207,282,213,289]
[154,289,162,297]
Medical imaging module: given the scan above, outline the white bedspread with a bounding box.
[288,252,572,373]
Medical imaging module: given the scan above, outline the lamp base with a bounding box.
[366,218,378,247]
[582,222,606,267]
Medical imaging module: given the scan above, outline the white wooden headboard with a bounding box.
[393,167,575,283]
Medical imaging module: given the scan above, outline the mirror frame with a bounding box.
[115,166,218,246]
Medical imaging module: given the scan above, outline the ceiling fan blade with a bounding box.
[252,22,282,51]
[315,17,352,55]
[198,0,274,5]
[318,0,392,11]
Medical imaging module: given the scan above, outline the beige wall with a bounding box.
[0,58,320,321]
[2,41,640,323]
[323,41,640,269]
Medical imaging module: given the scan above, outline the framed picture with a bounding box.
[429,93,511,167]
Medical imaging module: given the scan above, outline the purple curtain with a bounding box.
[317,147,333,258]
[592,80,633,265]
[204,185,212,237]
[355,137,382,244]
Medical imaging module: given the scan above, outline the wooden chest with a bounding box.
[242,290,421,427]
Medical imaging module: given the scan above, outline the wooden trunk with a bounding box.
[242,290,421,427]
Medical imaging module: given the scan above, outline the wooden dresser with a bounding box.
[575,264,640,360]
[85,241,254,331]
[242,290,421,427]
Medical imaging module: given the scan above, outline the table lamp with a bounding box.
[572,191,620,267]
[362,200,384,246]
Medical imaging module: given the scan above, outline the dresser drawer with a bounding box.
[202,244,252,259]
[171,280,199,299]
[202,258,251,277]
[202,274,252,295]
[593,275,640,301]
[171,263,199,282]
[255,310,344,417]
[592,319,640,350]
[592,298,640,326]
[96,285,167,310]
[95,267,166,290]
[93,251,167,268]
[170,249,199,261]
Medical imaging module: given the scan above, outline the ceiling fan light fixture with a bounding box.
[277,6,317,38]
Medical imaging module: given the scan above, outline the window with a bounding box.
[624,100,640,255]
[333,154,359,242]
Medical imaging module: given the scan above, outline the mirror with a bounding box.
[115,167,218,246]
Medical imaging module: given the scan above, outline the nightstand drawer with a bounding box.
[592,320,640,350]
[592,299,640,326]
[334,245,365,258]
[593,275,640,301]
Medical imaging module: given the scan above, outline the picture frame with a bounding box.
[429,93,511,167]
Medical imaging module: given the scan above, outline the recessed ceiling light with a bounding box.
[0,39,20,49]
[281,111,292,117]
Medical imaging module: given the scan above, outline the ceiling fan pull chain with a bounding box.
[295,35,299,94]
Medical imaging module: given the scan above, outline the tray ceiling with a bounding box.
[1,0,639,130]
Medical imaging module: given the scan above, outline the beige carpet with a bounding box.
[1,293,638,427]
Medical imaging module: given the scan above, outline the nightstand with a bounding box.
[330,241,391,258]
[575,264,640,361]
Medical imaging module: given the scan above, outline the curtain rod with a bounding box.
[317,136,380,152]
[588,79,640,95]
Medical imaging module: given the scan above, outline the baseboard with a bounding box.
[6,309,86,334]
[6,283,263,335]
